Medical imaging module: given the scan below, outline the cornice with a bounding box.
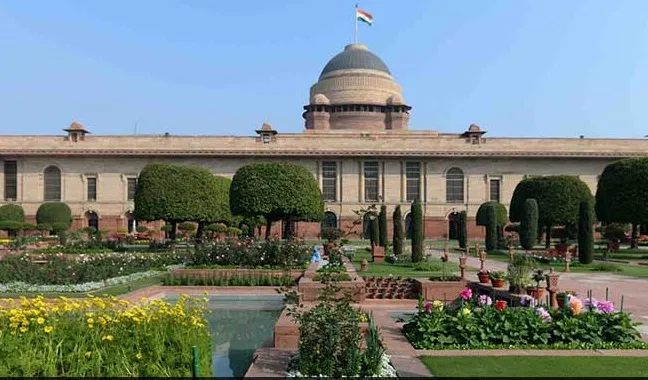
[1,149,647,159]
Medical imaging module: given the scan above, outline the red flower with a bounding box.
[495,300,507,311]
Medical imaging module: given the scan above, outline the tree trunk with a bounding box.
[169,221,177,241]
[195,222,204,242]
[257,225,262,238]
[545,225,551,249]
[631,223,638,249]
[265,219,272,240]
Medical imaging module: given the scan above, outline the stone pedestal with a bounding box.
[360,259,368,272]
[479,249,487,271]
[545,268,560,309]
[372,245,385,263]
[459,256,467,280]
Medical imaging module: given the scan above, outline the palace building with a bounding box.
[2,43,648,239]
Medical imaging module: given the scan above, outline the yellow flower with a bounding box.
[37,317,45,325]
[461,307,471,316]
[136,352,143,360]
[432,300,444,311]
[87,318,94,324]
[19,326,27,333]
[44,325,54,333]
[102,335,114,342]
[88,324,94,329]
[85,351,92,358]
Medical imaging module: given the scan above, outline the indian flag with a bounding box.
[356,7,373,26]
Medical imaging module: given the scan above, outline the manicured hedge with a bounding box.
[0,204,24,223]
[519,198,539,250]
[36,202,72,230]
[411,200,423,262]
[578,200,594,264]
[392,206,404,256]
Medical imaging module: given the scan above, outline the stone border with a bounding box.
[415,278,468,302]
[415,349,648,357]
[169,267,304,281]
[297,257,366,302]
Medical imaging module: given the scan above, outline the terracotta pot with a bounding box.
[491,278,506,288]
[526,287,545,299]
[478,274,490,284]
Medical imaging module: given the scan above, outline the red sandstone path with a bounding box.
[441,249,648,338]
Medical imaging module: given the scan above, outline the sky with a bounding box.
[1,0,648,138]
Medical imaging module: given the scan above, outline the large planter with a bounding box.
[490,278,506,288]
[416,278,468,302]
[526,287,545,299]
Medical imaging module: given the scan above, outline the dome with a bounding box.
[319,44,391,78]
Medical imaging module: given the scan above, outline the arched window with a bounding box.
[44,166,61,201]
[405,213,413,240]
[446,168,464,203]
[85,211,99,231]
[321,212,338,235]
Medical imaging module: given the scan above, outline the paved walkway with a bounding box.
[440,249,648,337]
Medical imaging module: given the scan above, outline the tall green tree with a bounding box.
[519,198,539,250]
[510,176,592,248]
[392,205,404,256]
[485,206,498,251]
[229,163,323,239]
[596,158,648,249]
[458,210,468,249]
[578,200,594,264]
[378,205,388,247]
[410,200,423,262]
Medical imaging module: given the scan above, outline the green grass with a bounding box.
[420,356,648,377]
[0,274,164,299]
[350,250,476,278]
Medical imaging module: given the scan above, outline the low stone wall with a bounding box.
[169,268,305,281]
[274,308,370,350]
[415,278,469,302]
[297,257,365,302]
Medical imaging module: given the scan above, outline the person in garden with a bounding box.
[311,246,321,263]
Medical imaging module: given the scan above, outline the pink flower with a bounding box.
[460,288,473,301]
[424,301,432,313]
[584,297,599,311]
[477,295,492,306]
[536,307,552,323]
[596,300,614,314]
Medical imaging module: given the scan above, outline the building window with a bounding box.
[406,162,421,202]
[322,161,337,202]
[87,176,97,202]
[321,211,338,235]
[85,211,99,231]
[364,161,379,202]
[4,160,17,201]
[446,167,464,203]
[489,178,501,203]
[127,178,137,200]
[44,166,61,201]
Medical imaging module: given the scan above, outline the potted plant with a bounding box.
[489,271,507,288]
[477,269,490,284]
[507,253,534,294]
[557,290,577,308]
[526,269,546,299]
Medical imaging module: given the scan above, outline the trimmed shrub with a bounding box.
[36,202,72,230]
[0,204,25,223]
[519,199,539,250]
[411,200,423,263]
[378,205,387,247]
[578,200,594,264]
[369,215,379,247]
[392,205,404,256]
[458,211,468,249]
[485,206,498,251]
[476,201,508,226]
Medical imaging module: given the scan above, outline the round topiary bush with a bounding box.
[0,204,25,223]
[36,202,72,229]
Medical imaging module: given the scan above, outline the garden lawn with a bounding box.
[351,250,476,278]
[420,356,648,377]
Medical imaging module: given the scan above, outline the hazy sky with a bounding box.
[1,0,648,138]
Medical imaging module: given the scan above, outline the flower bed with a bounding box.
[0,252,187,285]
[287,352,397,378]
[0,295,212,376]
[189,239,311,269]
[0,270,166,293]
[404,288,647,350]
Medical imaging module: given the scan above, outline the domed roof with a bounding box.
[319,44,391,78]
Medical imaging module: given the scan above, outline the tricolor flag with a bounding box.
[356,6,373,26]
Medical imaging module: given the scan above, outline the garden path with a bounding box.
[439,249,648,338]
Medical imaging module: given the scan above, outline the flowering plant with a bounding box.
[494,300,507,311]
[459,288,473,301]
[477,295,492,307]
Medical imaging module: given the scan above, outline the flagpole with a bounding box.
[354,4,358,44]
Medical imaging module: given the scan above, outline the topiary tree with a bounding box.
[510,176,592,249]
[485,206,498,251]
[230,163,323,239]
[519,198,538,250]
[392,205,403,256]
[578,200,594,264]
[596,158,648,249]
[378,205,387,247]
[476,201,508,249]
[0,204,25,223]
[410,200,423,262]
[369,215,379,247]
[458,211,468,249]
[36,202,72,230]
